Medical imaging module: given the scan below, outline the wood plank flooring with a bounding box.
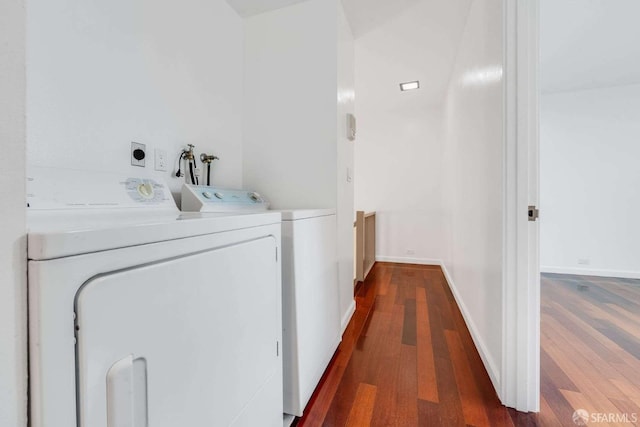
[540,273,640,426]
[296,264,640,426]
[296,263,529,426]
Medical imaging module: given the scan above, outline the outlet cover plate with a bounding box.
[154,149,168,171]
[131,142,146,167]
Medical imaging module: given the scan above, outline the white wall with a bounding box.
[540,0,640,93]
[540,84,640,278]
[337,4,356,329]
[441,0,504,394]
[243,0,355,328]
[26,0,245,197]
[354,105,445,264]
[353,0,470,265]
[243,0,338,210]
[0,0,27,425]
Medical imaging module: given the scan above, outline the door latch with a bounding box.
[528,205,539,222]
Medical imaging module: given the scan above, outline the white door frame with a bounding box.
[502,0,540,413]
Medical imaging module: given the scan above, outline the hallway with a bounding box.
[297,263,537,426]
[297,265,640,426]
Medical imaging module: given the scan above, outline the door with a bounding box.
[75,237,282,427]
[504,0,540,412]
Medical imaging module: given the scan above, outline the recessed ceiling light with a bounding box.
[400,81,420,91]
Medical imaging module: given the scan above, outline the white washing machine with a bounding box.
[28,168,284,427]
[182,185,341,418]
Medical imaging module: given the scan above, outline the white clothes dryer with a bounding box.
[182,185,341,419]
[28,168,283,427]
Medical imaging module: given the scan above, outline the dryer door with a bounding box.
[75,237,281,427]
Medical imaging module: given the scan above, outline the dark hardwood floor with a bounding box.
[297,263,535,426]
[296,264,640,427]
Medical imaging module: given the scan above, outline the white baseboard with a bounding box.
[375,256,441,266]
[541,265,640,280]
[340,300,356,335]
[439,262,502,398]
[283,414,295,427]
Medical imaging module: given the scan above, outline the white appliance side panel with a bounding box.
[75,237,282,427]
[282,214,340,416]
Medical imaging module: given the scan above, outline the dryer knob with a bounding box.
[202,191,213,199]
[249,192,262,203]
[137,183,154,199]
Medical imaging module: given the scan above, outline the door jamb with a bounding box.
[502,0,540,413]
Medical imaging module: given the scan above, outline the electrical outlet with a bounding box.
[578,258,590,266]
[155,149,168,171]
[131,142,146,167]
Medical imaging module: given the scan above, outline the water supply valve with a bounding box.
[200,153,220,187]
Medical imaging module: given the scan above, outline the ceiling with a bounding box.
[354,0,472,109]
[541,0,640,93]
[225,0,309,17]
[226,0,473,108]
[341,0,423,38]
[226,0,455,41]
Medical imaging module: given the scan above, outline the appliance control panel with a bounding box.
[124,178,167,204]
[181,184,269,212]
[27,167,177,211]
